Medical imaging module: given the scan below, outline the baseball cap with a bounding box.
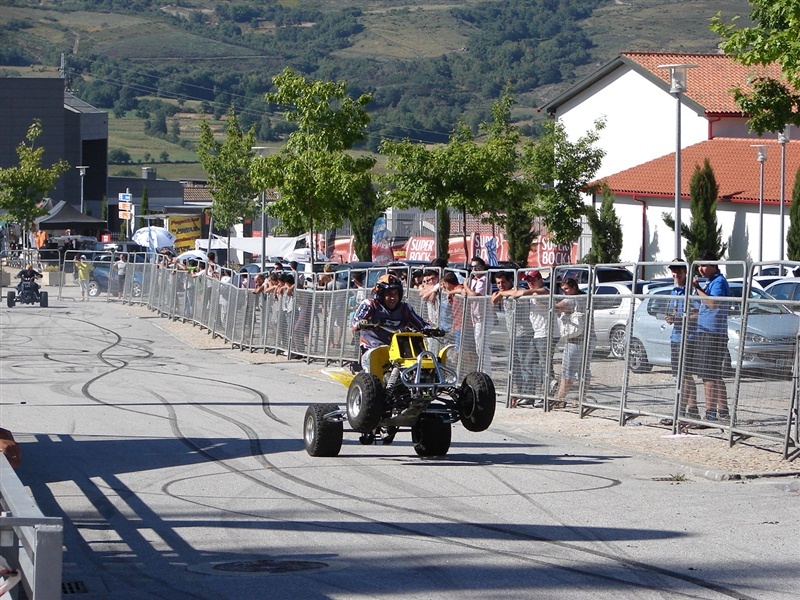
[80,254,87,259]
[523,269,542,280]
[667,259,686,271]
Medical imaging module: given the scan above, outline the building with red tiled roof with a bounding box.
[542,52,797,264]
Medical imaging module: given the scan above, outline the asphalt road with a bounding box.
[1,296,799,599]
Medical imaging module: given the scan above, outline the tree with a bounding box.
[0,120,69,243]
[519,119,606,246]
[479,87,539,265]
[159,151,170,163]
[381,122,504,261]
[251,68,375,253]
[711,2,800,134]
[787,166,800,260]
[663,159,727,263]
[350,180,383,262]
[197,110,259,248]
[583,183,623,264]
[137,186,149,231]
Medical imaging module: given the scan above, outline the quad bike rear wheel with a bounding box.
[346,372,386,433]
[459,372,496,432]
[304,403,343,457]
[411,415,452,457]
[7,291,16,308]
[39,291,48,308]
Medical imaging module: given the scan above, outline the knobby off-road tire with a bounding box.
[346,372,386,433]
[39,291,48,308]
[411,415,452,457]
[304,403,343,457]
[459,372,496,432]
[7,291,16,308]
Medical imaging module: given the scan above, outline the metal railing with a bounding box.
[0,454,63,600]
[124,260,800,460]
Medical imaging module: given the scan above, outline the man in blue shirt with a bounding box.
[664,260,700,422]
[691,251,731,422]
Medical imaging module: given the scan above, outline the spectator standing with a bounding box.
[463,256,492,373]
[74,255,94,301]
[491,271,534,407]
[662,260,701,423]
[115,254,127,298]
[554,278,595,406]
[440,271,465,352]
[494,269,556,405]
[692,252,731,422]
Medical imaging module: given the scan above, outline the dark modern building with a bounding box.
[0,77,108,217]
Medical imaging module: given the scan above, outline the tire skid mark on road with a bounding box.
[158,400,757,600]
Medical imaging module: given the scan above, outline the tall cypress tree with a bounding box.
[664,159,727,263]
[583,183,622,264]
[787,166,800,261]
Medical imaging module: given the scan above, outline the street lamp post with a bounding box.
[778,126,790,261]
[751,145,768,267]
[658,63,698,259]
[76,166,89,214]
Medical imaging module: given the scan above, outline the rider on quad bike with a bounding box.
[352,274,435,371]
[16,264,43,295]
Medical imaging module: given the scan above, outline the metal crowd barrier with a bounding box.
[0,454,63,600]
[129,260,800,460]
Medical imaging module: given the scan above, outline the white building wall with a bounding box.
[555,66,710,180]
[612,193,790,266]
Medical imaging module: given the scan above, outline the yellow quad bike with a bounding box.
[304,323,496,458]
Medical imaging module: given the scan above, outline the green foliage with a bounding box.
[198,110,259,232]
[251,69,375,239]
[662,159,727,263]
[583,183,623,264]
[0,120,69,232]
[350,181,384,262]
[138,186,149,230]
[381,123,497,260]
[787,166,800,261]
[712,1,800,134]
[109,148,132,164]
[520,119,606,245]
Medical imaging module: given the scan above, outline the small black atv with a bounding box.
[7,279,48,308]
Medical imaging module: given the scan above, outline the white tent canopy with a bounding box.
[195,234,307,259]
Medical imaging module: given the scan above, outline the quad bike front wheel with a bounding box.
[304,403,343,457]
[346,372,386,433]
[459,372,496,432]
[411,415,452,457]
[7,291,16,308]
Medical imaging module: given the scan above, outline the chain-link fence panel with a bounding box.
[621,283,680,421]
[728,288,799,448]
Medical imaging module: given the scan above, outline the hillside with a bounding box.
[0,0,752,179]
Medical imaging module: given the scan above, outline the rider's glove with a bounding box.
[422,327,445,337]
[356,319,372,331]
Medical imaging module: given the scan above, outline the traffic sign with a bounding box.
[119,193,132,202]
[119,201,132,211]
[118,211,132,220]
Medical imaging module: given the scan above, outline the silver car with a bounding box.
[628,284,799,375]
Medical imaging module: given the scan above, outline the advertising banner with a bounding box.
[169,216,202,254]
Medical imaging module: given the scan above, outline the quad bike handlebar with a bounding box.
[356,320,446,338]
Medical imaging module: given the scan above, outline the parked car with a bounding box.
[591,281,672,358]
[628,284,799,375]
[764,277,800,303]
[88,257,144,298]
[555,265,635,285]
